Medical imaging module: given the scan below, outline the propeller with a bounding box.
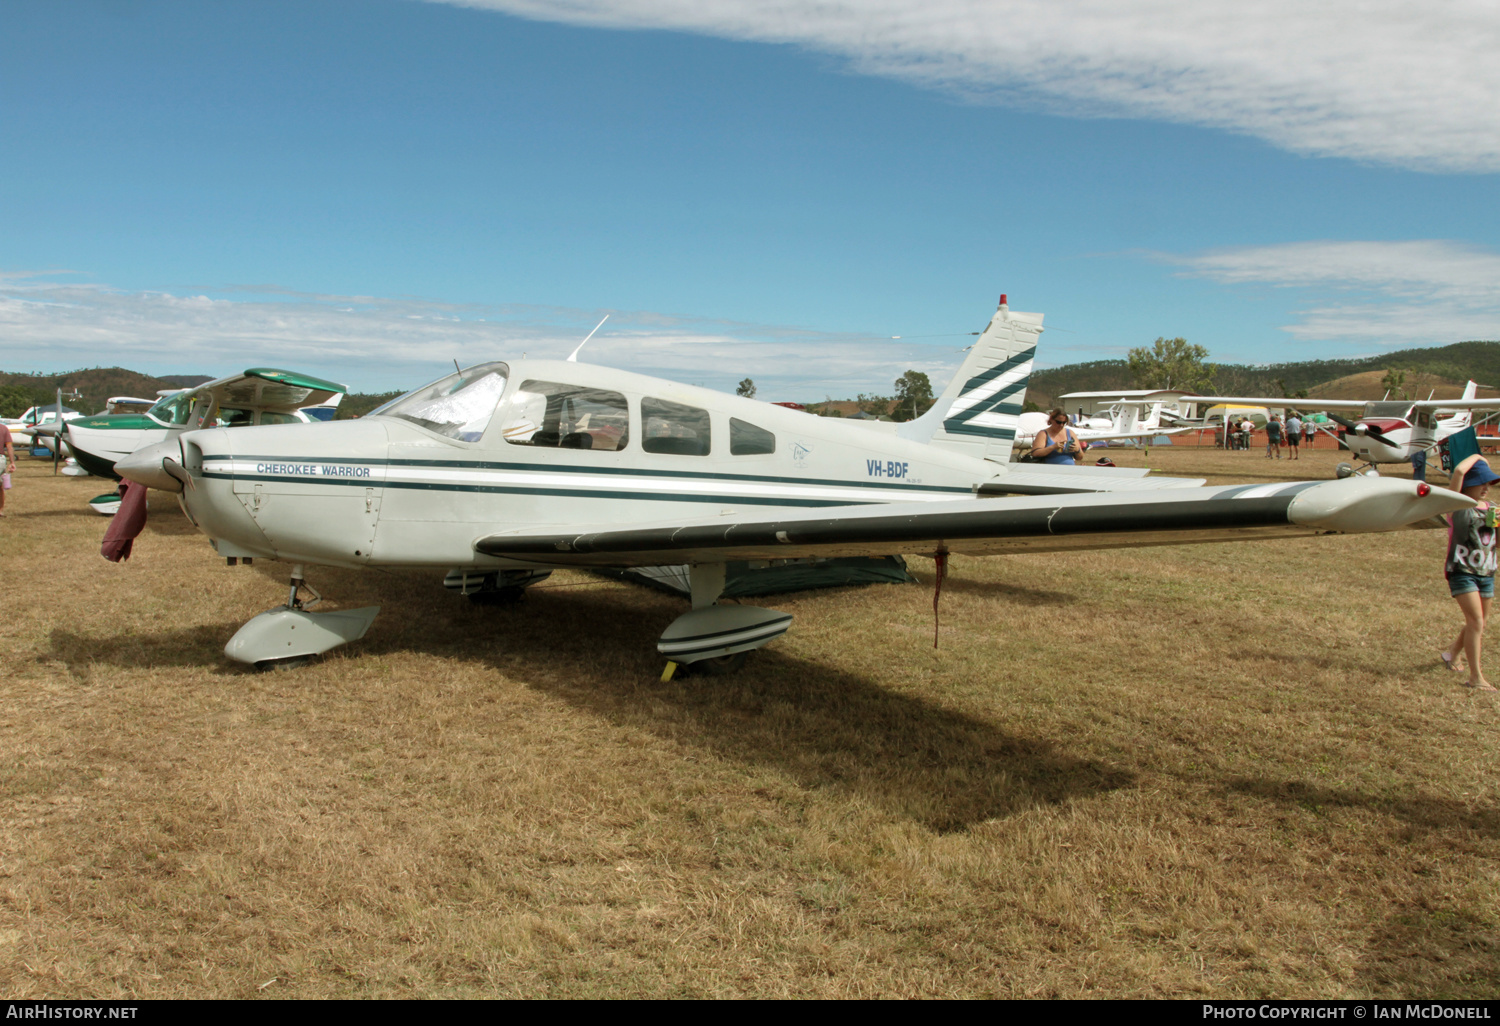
[1327,413,1402,448]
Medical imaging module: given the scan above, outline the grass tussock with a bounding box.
[1,446,1497,998]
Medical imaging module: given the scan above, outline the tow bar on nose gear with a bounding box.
[223,564,380,670]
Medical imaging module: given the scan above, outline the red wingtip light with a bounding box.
[999,293,1007,306]
[1417,482,1432,497]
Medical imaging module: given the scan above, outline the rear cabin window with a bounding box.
[380,362,510,442]
[502,381,629,451]
[642,398,711,456]
[729,418,775,456]
[259,412,301,426]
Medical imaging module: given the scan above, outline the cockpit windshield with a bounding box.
[1363,402,1415,420]
[147,392,196,426]
[376,362,510,442]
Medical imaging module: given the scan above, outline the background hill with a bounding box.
[0,367,214,418]
[1026,340,1500,406]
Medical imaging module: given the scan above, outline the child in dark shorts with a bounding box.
[1440,454,1500,690]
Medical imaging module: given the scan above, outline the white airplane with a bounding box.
[111,297,1468,673]
[59,369,344,512]
[5,403,82,449]
[1016,401,1191,454]
[1190,382,1498,470]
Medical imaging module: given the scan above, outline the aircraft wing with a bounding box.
[474,476,1466,568]
[1413,399,1500,411]
[1189,395,1368,411]
[1082,426,1195,442]
[194,368,347,412]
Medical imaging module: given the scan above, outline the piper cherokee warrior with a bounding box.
[113,296,1471,672]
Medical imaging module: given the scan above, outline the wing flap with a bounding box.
[1192,395,1369,410]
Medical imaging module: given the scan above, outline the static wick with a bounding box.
[932,549,948,649]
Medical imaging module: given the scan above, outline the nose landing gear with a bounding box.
[224,564,380,671]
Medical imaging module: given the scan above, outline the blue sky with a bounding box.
[3,0,1498,399]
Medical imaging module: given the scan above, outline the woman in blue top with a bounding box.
[1439,453,1500,690]
[1032,409,1082,464]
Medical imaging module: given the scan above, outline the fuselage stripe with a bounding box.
[219,454,974,493]
[198,471,884,507]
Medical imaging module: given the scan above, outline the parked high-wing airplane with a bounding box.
[60,369,345,513]
[1189,382,1499,470]
[1016,401,1191,453]
[113,297,1469,672]
[5,403,82,450]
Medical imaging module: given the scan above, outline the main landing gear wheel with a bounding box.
[254,655,315,673]
[444,569,551,605]
[467,585,527,606]
[686,651,748,677]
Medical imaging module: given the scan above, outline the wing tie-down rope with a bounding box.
[932,548,948,649]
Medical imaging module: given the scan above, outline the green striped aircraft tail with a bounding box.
[897,295,1042,464]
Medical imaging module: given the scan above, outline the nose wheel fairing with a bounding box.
[223,565,380,669]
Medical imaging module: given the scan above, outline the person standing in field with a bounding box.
[0,421,13,517]
[1266,413,1283,459]
[1285,412,1302,460]
[1439,453,1500,690]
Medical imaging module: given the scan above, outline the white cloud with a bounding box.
[432,0,1500,172]
[0,273,965,400]
[1162,240,1500,345]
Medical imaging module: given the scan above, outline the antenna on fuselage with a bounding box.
[567,315,609,363]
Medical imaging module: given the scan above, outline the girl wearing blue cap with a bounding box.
[1440,453,1500,690]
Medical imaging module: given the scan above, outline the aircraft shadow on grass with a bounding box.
[46,568,1134,832]
[12,507,99,521]
[1184,778,1499,992]
[906,573,1078,605]
[1354,901,1500,996]
[1222,777,1500,840]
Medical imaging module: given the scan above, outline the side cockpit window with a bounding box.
[502,381,630,451]
[729,418,775,455]
[642,398,711,456]
[379,362,510,442]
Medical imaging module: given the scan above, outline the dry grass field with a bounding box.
[2,445,1497,999]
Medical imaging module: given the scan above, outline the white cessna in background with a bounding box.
[1190,382,1499,470]
[114,296,1468,673]
[58,369,344,513]
[1016,401,1191,452]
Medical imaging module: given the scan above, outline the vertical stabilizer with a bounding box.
[1441,381,1480,430]
[897,295,1042,462]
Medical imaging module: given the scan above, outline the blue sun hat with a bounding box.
[1463,460,1500,489]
